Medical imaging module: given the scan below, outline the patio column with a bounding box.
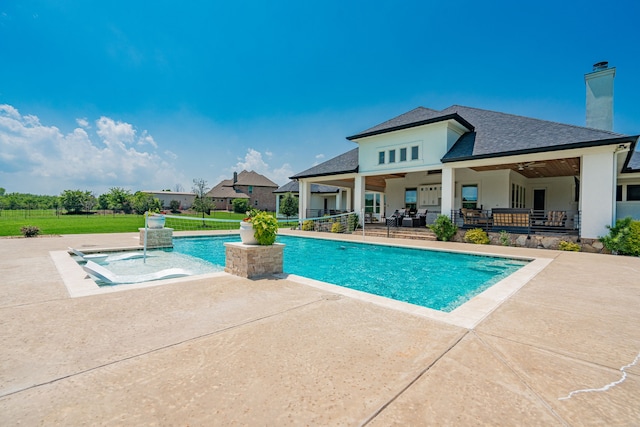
[298,180,310,219]
[580,150,616,239]
[441,166,455,217]
[335,189,342,211]
[275,194,281,217]
[344,188,352,211]
[354,175,365,223]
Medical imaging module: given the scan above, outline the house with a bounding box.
[274,181,344,218]
[141,191,196,210]
[291,63,640,240]
[207,170,279,212]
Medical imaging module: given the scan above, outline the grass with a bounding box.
[0,210,294,236]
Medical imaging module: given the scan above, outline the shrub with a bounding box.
[429,215,458,242]
[558,240,581,252]
[251,211,278,245]
[499,230,510,246]
[169,200,181,213]
[599,217,640,256]
[302,220,314,231]
[331,222,343,233]
[232,198,249,214]
[20,225,41,238]
[347,213,360,232]
[464,228,490,244]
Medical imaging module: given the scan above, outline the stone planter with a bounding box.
[147,214,166,229]
[239,221,258,245]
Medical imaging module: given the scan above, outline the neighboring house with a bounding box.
[291,64,640,239]
[207,170,279,212]
[274,181,343,218]
[141,191,196,210]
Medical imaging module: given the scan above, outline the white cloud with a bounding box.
[227,148,293,186]
[76,117,90,128]
[315,154,325,159]
[0,104,183,194]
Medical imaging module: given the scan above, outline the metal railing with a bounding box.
[451,209,580,236]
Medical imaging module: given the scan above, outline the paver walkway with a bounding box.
[1,232,639,425]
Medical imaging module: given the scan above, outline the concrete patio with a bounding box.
[1,231,639,425]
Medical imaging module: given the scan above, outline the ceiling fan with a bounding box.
[517,161,546,171]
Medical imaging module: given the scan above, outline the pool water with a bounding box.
[171,235,528,312]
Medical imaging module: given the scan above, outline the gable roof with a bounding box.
[290,148,359,179]
[346,107,475,140]
[206,180,249,199]
[231,170,279,187]
[274,181,341,194]
[439,105,635,162]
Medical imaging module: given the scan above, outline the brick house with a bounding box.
[207,170,279,212]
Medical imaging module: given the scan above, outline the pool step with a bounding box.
[361,226,438,241]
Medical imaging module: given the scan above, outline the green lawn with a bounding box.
[0,210,291,236]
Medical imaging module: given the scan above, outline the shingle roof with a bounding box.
[274,181,341,193]
[439,105,632,161]
[206,180,249,199]
[233,170,279,187]
[346,107,474,140]
[290,148,359,179]
[624,150,640,172]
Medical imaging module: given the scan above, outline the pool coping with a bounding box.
[51,230,553,329]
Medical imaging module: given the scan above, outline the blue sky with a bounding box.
[1,0,639,196]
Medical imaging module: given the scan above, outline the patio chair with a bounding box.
[544,211,567,228]
[82,261,191,284]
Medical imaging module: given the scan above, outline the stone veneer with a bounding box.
[139,228,173,248]
[224,242,284,278]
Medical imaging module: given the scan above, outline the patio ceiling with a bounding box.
[470,157,580,179]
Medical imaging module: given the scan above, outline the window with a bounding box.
[405,188,417,210]
[378,151,385,164]
[616,185,623,202]
[511,183,526,208]
[389,149,396,163]
[461,184,478,209]
[400,148,407,162]
[411,146,419,160]
[248,185,253,194]
[628,185,640,201]
[365,193,381,214]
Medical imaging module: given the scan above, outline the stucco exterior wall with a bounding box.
[357,122,451,174]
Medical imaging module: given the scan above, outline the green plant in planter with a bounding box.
[429,214,458,241]
[464,228,490,244]
[251,211,279,245]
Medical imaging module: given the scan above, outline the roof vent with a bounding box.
[593,61,609,71]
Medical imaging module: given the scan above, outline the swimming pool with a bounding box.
[171,235,528,312]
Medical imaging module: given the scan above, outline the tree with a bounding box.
[279,192,298,221]
[97,193,110,211]
[107,187,133,214]
[131,191,161,214]
[192,178,215,224]
[59,190,87,214]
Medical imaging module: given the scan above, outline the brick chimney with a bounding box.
[585,61,615,131]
